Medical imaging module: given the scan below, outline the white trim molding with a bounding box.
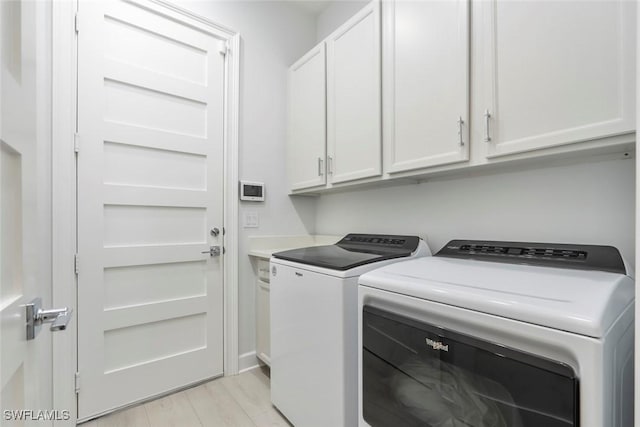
[223,32,242,376]
[52,0,78,425]
[238,351,261,374]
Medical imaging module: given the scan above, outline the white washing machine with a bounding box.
[358,240,634,427]
[270,234,431,427]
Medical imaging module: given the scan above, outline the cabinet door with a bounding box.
[327,1,381,184]
[287,43,326,191]
[479,0,636,158]
[256,279,270,365]
[384,0,469,174]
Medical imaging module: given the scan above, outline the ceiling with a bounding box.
[286,0,332,15]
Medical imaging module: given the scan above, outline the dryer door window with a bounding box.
[362,306,579,427]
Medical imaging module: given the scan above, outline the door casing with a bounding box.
[51,1,240,424]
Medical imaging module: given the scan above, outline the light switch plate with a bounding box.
[243,211,259,228]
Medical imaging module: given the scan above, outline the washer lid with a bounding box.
[272,234,421,271]
[359,257,634,338]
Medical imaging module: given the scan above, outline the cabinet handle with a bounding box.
[328,156,334,175]
[484,109,492,142]
[318,157,324,176]
[457,116,464,146]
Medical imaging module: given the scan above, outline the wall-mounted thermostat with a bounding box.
[240,180,265,201]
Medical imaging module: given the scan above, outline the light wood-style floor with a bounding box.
[81,367,291,427]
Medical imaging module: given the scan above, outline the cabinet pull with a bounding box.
[328,156,334,175]
[457,116,464,146]
[318,157,324,176]
[484,109,492,142]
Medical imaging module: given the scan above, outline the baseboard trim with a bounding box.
[238,351,260,374]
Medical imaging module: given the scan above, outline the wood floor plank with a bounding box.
[221,369,291,427]
[95,404,150,427]
[85,369,289,427]
[143,390,202,427]
[186,381,255,427]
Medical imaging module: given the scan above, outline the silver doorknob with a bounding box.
[210,227,220,237]
[201,245,221,257]
[25,297,73,340]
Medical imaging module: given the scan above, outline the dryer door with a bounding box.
[362,306,579,427]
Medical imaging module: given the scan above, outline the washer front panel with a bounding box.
[357,286,606,427]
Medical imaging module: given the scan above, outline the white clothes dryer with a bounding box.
[358,240,634,427]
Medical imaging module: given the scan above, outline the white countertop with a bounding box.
[248,235,341,260]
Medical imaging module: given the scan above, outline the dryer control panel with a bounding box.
[437,240,627,275]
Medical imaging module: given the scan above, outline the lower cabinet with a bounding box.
[256,259,271,366]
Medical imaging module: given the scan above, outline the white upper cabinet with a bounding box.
[383,0,470,174]
[287,0,635,194]
[326,1,381,184]
[287,43,327,191]
[478,0,636,158]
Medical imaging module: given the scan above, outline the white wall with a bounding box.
[316,0,368,41]
[315,158,636,268]
[174,0,318,368]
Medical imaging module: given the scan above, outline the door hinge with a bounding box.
[218,40,228,55]
[74,12,79,33]
[74,254,79,275]
[75,372,81,393]
[73,133,80,153]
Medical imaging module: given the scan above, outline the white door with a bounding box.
[77,0,226,419]
[383,0,469,174]
[479,0,636,158]
[1,0,58,424]
[326,1,381,185]
[287,43,327,191]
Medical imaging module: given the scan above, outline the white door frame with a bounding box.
[51,1,240,424]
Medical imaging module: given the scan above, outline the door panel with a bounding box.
[77,0,225,419]
[327,1,381,184]
[287,44,327,191]
[481,0,636,157]
[1,0,54,423]
[256,279,270,365]
[383,0,469,173]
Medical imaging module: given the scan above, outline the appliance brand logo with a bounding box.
[425,338,449,352]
